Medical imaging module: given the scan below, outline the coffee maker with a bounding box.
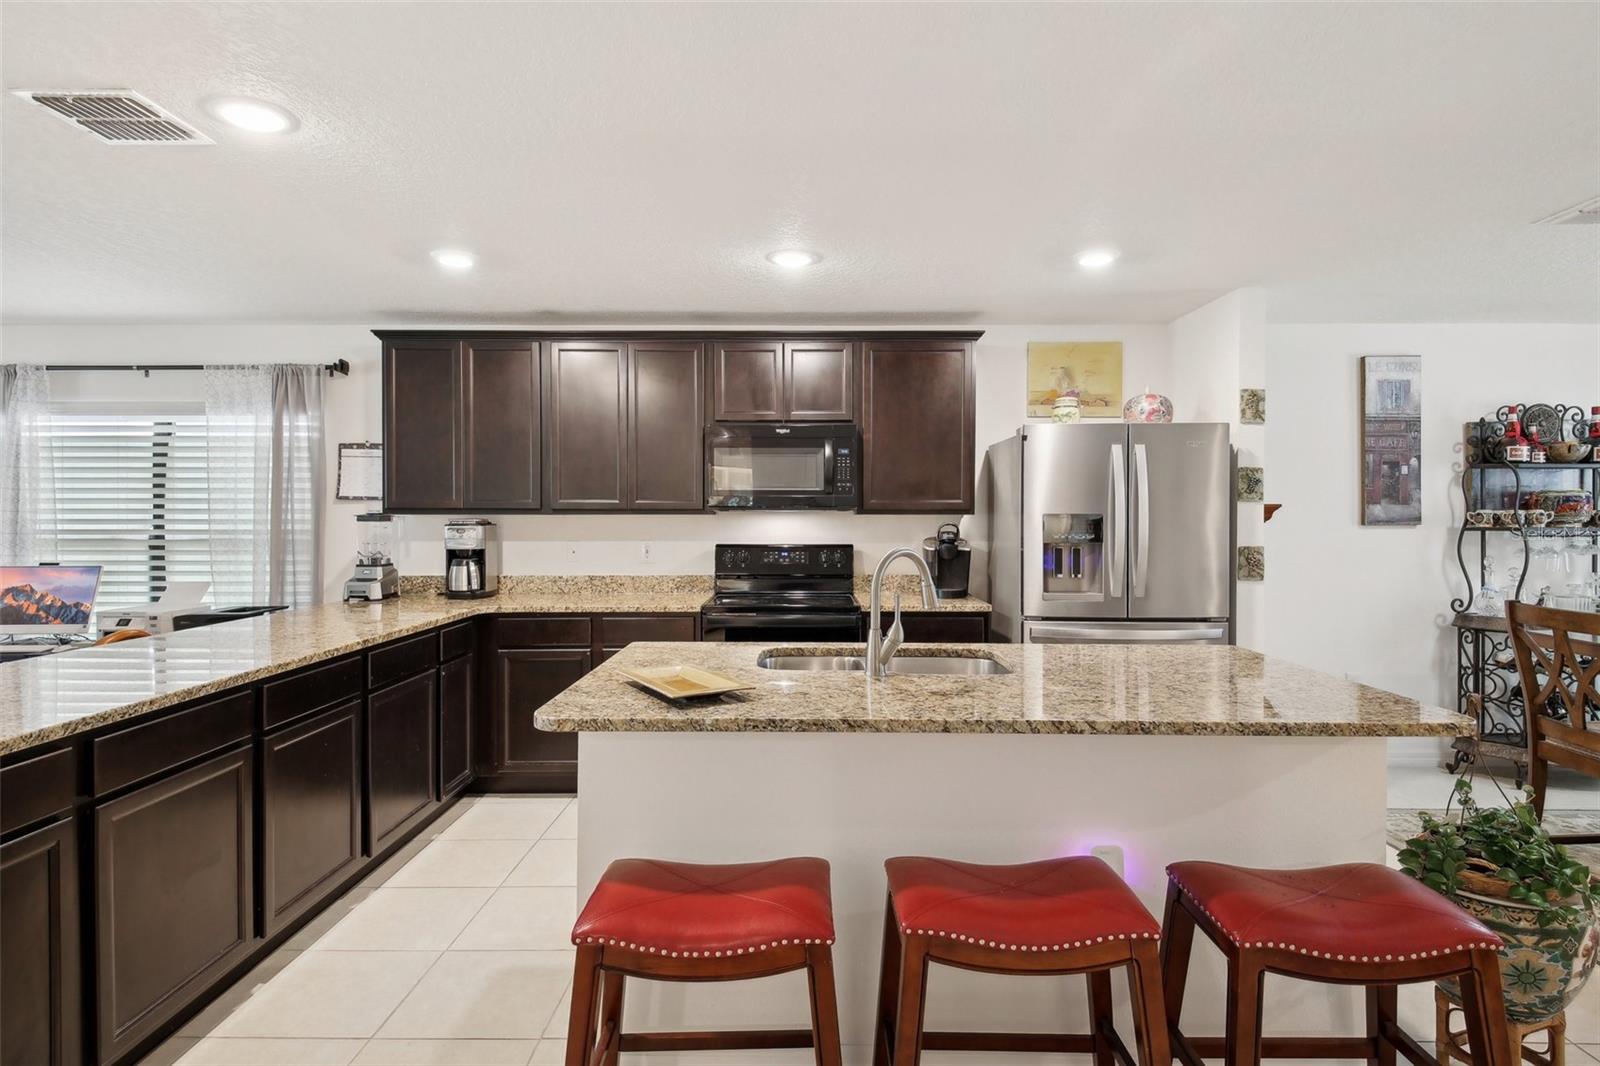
[444,519,499,598]
[921,522,972,599]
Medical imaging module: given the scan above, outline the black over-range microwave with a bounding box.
[705,423,858,510]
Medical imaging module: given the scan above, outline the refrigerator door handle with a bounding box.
[1108,444,1126,598]
[1132,442,1150,598]
[1027,623,1229,644]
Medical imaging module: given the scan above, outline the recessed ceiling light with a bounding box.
[767,249,821,269]
[431,249,476,272]
[207,97,297,134]
[1076,249,1119,270]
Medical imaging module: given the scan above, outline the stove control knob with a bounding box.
[736,550,750,567]
[720,548,736,568]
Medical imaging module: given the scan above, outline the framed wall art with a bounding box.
[1359,355,1422,526]
[1026,341,1123,419]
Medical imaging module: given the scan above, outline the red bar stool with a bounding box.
[1162,861,1513,1066]
[564,856,842,1066]
[874,855,1171,1066]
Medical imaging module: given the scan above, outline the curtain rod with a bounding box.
[43,359,351,378]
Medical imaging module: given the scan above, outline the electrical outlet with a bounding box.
[1090,844,1125,878]
[640,542,653,563]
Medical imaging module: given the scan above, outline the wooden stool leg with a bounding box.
[1549,1012,1566,1066]
[1128,940,1173,1066]
[806,944,845,1066]
[1459,950,1515,1066]
[1089,969,1117,1066]
[564,945,603,1066]
[1225,955,1265,1066]
[874,893,903,1066]
[892,935,930,1066]
[598,970,625,1066]
[1367,984,1397,1066]
[1160,881,1197,1033]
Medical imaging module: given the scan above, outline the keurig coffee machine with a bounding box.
[921,522,971,599]
[444,519,499,598]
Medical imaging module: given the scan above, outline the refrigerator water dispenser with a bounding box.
[1042,514,1104,596]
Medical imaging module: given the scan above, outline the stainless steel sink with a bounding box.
[756,651,1010,676]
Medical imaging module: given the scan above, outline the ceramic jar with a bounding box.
[1051,395,1082,423]
[1123,388,1174,423]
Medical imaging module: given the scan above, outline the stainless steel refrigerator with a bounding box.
[987,422,1233,644]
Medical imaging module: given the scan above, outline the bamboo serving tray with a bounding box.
[616,665,754,701]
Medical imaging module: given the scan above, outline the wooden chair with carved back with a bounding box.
[1505,601,1600,845]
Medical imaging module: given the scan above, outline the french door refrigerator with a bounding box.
[987,422,1233,644]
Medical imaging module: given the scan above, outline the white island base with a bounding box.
[576,731,1388,1063]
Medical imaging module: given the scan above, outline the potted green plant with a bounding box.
[1400,778,1599,1023]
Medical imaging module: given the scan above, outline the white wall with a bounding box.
[1265,324,1599,717]
[2,321,1170,604]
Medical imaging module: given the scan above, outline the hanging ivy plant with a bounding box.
[1400,778,1598,930]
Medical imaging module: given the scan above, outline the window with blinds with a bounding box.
[41,408,296,613]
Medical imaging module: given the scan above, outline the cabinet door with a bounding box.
[1,819,81,1066]
[629,342,705,509]
[261,700,362,936]
[860,339,975,512]
[439,653,474,798]
[545,341,627,509]
[464,338,540,510]
[384,338,463,511]
[367,672,437,854]
[95,746,254,1066]
[494,647,591,780]
[711,341,783,421]
[784,341,854,421]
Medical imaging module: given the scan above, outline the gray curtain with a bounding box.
[0,363,58,566]
[269,364,325,606]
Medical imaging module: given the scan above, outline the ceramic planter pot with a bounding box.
[1439,889,1600,1023]
[1051,395,1082,423]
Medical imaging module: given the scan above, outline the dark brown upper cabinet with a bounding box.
[544,340,628,509]
[712,339,853,422]
[384,337,540,512]
[628,341,704,509]
[860,338,975,513]
[784,340,854,421]
[711,340,783,421]
[384,338,464,510]
[463,338,540,510]
[546,340,704,511]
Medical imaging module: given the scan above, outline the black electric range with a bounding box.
[699,543,862,642]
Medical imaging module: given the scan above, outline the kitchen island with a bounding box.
[536,641,1470,1057]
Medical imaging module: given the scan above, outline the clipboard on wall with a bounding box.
[336,442,383,501]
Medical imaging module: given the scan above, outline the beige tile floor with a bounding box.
[139,771,1598,1066]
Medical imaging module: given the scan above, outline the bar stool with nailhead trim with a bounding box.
[873,855,1171,1066]
[564,856,842,1066]
[1162,861,1513,1066]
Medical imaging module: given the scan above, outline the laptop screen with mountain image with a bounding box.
[1,566,102,634]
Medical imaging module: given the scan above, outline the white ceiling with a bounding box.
[2,2,1596,325]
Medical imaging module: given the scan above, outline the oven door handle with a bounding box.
[701,611,861,629]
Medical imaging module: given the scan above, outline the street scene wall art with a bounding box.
[1026,341,1123,419]
[1359,355,1422,526]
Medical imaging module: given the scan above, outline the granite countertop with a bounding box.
[534,642,1472,738]
[0,574,990,756]
[852,574,992,613]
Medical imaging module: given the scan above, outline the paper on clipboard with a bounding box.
[337,443,383,500]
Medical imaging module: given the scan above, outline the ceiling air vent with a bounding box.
[14,89,212,145]
[1532,196,1600,226]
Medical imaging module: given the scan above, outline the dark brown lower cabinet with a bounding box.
[493,646,591,788]
[367,671,438,854]
[260,700,363,936]
[95,746,255,1066]
[1,817,82,1066]
[869,612,990,643]
[439,653,474,798]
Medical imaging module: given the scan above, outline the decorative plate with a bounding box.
[1519,403,1561,445]
[616,665,753,701]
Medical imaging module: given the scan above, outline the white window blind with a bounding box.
[40,407,280,613]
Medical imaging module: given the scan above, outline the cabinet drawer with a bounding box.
[0,747,76,837]
[598,614,696,646]
[495,616,591,647]
[439,621,476,662]
[368,633,439,690]
[92,691,254,796]
[262,656,363,731]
